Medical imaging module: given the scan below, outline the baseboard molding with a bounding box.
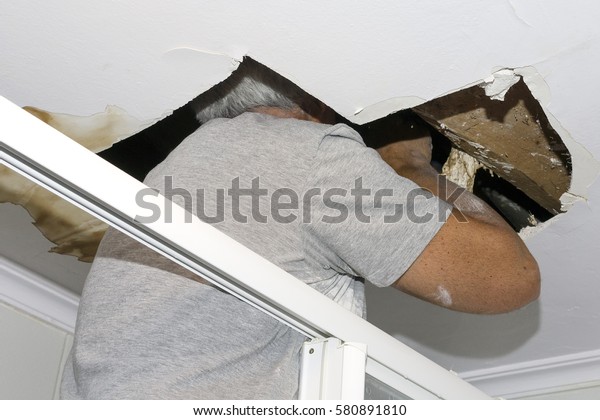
[460,349,600,399]
[0,255,79,333]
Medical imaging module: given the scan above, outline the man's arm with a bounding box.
[376,132,541,314]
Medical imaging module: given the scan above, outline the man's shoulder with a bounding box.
[202,112,363,142]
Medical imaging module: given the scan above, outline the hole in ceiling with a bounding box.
[412,78,572,219]
[357,78,571,230]
[97,103,200,182]
[99,58,572,232]
[426,130,554,231]
[473,168,553,230]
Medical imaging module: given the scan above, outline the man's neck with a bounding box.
[252,106,321,122]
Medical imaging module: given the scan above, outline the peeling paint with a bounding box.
[352,96,427,125]
[519,211,563,239]
[480,69,521,101]
[527,213,538,226]
[516,66,552,104]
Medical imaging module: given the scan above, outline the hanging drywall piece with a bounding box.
[480,69,521,101]
[1,90,203,261]
[0,106,147,262]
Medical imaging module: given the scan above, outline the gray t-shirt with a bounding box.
[61,112,451,399]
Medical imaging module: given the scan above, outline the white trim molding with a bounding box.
[0,255,79,333]
[460,349,600,399]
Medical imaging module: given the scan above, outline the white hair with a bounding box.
[191,58,313,123]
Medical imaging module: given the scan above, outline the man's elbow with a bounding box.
[486,244,541,314]
[517,251,541,307]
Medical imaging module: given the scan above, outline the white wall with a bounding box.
[0,303,73,399]
[0,257,77,399]
[516,381,600,400]
[0,203,91,295]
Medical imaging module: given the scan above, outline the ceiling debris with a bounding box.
[442,148,484,192]
[413,77,572,215]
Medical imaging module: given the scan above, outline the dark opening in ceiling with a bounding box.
[99,59,572,232]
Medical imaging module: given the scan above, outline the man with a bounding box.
[61,59,539,399]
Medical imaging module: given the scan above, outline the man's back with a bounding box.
[62,112,445,398]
